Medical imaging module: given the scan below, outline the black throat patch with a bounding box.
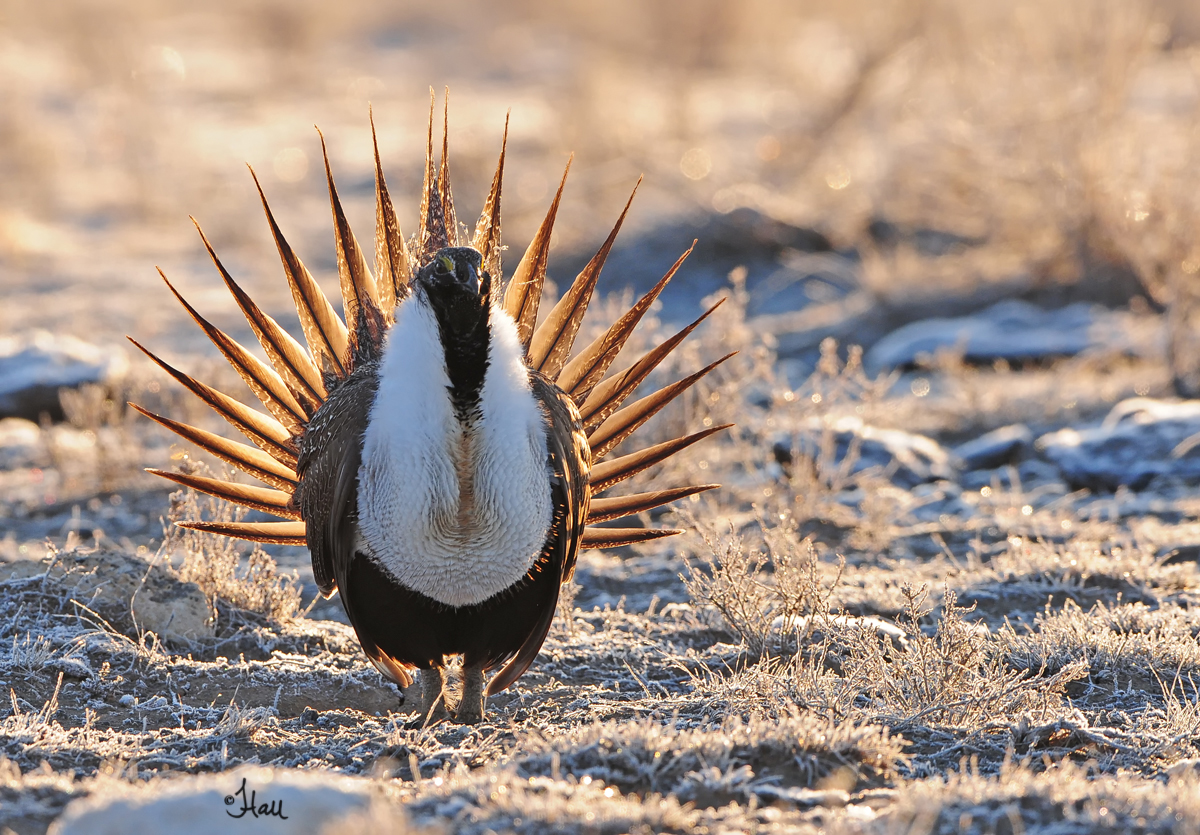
[422,285,490,424]
[415,247,493,424]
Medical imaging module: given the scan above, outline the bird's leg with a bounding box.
[404,667,449,724]
[456,663,487,724]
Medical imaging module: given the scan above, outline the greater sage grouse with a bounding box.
[132,100,731,723]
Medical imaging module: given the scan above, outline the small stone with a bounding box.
[777,417,958,488]
[864,300,1124,373]
[0,417,44,468]
[954,424,1034,470]
[0,548,214,645]
[1038,397,1200,490]
[49,765,377,835]
[0,330,128,421]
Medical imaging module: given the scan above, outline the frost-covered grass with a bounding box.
[5,280,1200,833]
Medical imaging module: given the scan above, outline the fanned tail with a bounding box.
[129,338,297,467]
[371,107,413,318]
[135,107,730,560]
[527,180,640,377]
[155,270,308,434]
[501,157,571,353]
[556,242,694,401]
[249,167,349,378]
[473,113,508,282]
[319,128,385,368]
[589,425,732,493]
[192,220,326,410]
[129,405,298,491]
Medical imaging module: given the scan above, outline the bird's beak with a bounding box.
[436,255,483,298]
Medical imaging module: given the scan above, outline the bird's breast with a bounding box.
[357,297,554,608]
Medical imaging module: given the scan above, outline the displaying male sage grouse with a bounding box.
[131,98,731,723]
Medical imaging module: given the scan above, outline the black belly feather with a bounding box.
[345,542,563,671]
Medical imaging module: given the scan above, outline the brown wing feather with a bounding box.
[528,179,639,378]
[295,366,378,597]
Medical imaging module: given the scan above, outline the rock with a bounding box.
[1037,398,1200,490]
[863,300,1131,374]
[49,765,379,835]
[0,548,214,644]
[0,330,128,421]
[0,417,44,468]
[954,424,1034,470]
[1167,758,1200,780]
[775,416,959,488]
[751,785,851,808]
[866,217,985,256]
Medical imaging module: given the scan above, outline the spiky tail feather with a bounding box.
[133,95,731,682]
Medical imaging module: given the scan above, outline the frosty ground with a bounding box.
[7,0,1200,832]
[5,272,1200,833]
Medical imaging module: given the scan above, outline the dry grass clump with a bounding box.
[395,765,763,835]
[1002,599,1200,697]
[956,536,1197,626]
[762,338,899,538]
[683,517,839,658]
[832,586,1085,732]
[845,763,1200,835]
[160,470,302,625]
[514,713,905,804]
[0,756,87,835]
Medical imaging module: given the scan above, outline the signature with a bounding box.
[225,777,288,820]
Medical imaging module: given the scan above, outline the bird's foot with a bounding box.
[402,668,450,725]
[455,664,487,724]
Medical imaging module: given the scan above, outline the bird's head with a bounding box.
[416,247,491,338]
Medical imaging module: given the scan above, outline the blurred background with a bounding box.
[4,0,1200,557]
[2,0,1199,348]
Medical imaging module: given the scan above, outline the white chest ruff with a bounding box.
[357,297,554,607]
